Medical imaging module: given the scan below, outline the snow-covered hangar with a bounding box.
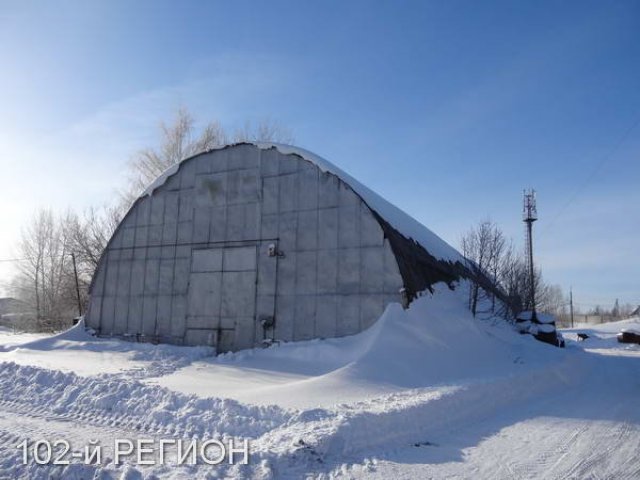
[86,143,485,352]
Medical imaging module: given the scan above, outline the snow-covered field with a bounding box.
[0,285,638,479]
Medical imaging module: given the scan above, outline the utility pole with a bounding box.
[570,287,574,328]
[71,252,83,317]
[523,189,538,322]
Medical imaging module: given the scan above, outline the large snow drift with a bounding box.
[0,285,638,479]
[149,283,561,408]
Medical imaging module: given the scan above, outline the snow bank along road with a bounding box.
[0,289,638,479]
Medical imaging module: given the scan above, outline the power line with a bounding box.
[0,256,72,263]
[543,112,640,233]
[0,258,29,263]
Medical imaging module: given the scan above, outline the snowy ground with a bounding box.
[0,285,638,479]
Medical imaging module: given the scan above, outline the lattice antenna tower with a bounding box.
[523,189,538,320]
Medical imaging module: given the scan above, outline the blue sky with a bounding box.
[1,0,638,309]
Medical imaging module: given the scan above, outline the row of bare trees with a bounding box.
[8,109,293,331]
[12,210,76,330]
[460,219,566,321]
[573,301,636,319]
[10,208,118,330]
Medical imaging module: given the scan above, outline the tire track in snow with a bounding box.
[0,402,246,479]
[494,402,639,480]
[562,420,640,480]
[0,406,188,480]
[504,421,590,480]
[0,398,169,439]
[0,362,292,442]
[0,409,141,479]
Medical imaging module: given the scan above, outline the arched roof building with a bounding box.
[86,143,479,352]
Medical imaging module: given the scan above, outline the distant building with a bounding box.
[86,143,497,352]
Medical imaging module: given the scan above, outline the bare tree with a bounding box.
[54,205,124,315]
[124,108,228,203]
[460,219,563,321]
[612,298,620,318]
[66,206,122,276]
[500,250,549,316]
[16,210,49,320]
[498,242,526,318]
[461,220,505,317]
[538,284,566,317]
[233,118,294,144]
[487,223,506,313]
[124,110,294,205]
[11,209,78,330]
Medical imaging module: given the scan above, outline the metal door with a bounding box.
[185,245,257,352]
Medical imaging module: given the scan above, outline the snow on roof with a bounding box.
[141,163,181,198]
[142,142,463,263]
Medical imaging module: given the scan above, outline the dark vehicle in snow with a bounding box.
[617,329,640,345]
